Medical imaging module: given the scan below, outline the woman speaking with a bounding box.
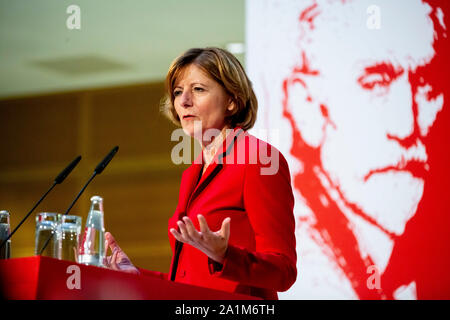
[104,47,297,300]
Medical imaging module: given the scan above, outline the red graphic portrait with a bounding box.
[247,0,450,299]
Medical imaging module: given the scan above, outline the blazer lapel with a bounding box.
[170,127,245,281]
[176,127,245,217]
[176,161,203,217]
[189,127,244,202]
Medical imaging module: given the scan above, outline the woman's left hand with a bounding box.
[170,214,230,264]
[103,232,140,275]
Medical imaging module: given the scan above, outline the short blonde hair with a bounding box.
[160,47,258,130]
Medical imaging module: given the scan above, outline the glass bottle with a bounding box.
[0,210,11,259]
[78,196,105,267]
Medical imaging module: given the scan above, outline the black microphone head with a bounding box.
[94,146,119,174]
[54,155,82,184]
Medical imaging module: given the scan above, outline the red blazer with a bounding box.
[166,127,297,300]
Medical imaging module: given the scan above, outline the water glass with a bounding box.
[35,212,61,258]
[60,215,81,262]
[0,210,11,259]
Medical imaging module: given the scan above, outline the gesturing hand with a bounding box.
[104,232,140,275]
[170,214,231,264]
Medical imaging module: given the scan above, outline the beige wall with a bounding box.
[0,82,190,273]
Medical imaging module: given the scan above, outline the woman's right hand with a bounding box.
[104,232,140,275]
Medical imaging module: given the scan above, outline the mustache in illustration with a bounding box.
[364,159,428,181]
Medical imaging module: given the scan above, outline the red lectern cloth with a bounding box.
[0,256,260,300]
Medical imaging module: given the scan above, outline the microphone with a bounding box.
[54,156,82,184]
[0,155,82,250]
[38,146,119,255]
[94,145,118,175]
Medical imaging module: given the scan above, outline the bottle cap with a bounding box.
[0,210,10,224]
[90,195,103,202]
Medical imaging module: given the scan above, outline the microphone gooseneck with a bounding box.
[38,146,119,256]
[0,155,82,250]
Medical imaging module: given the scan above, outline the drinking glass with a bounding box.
[60,215,81,262]
[35,212,61,258]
